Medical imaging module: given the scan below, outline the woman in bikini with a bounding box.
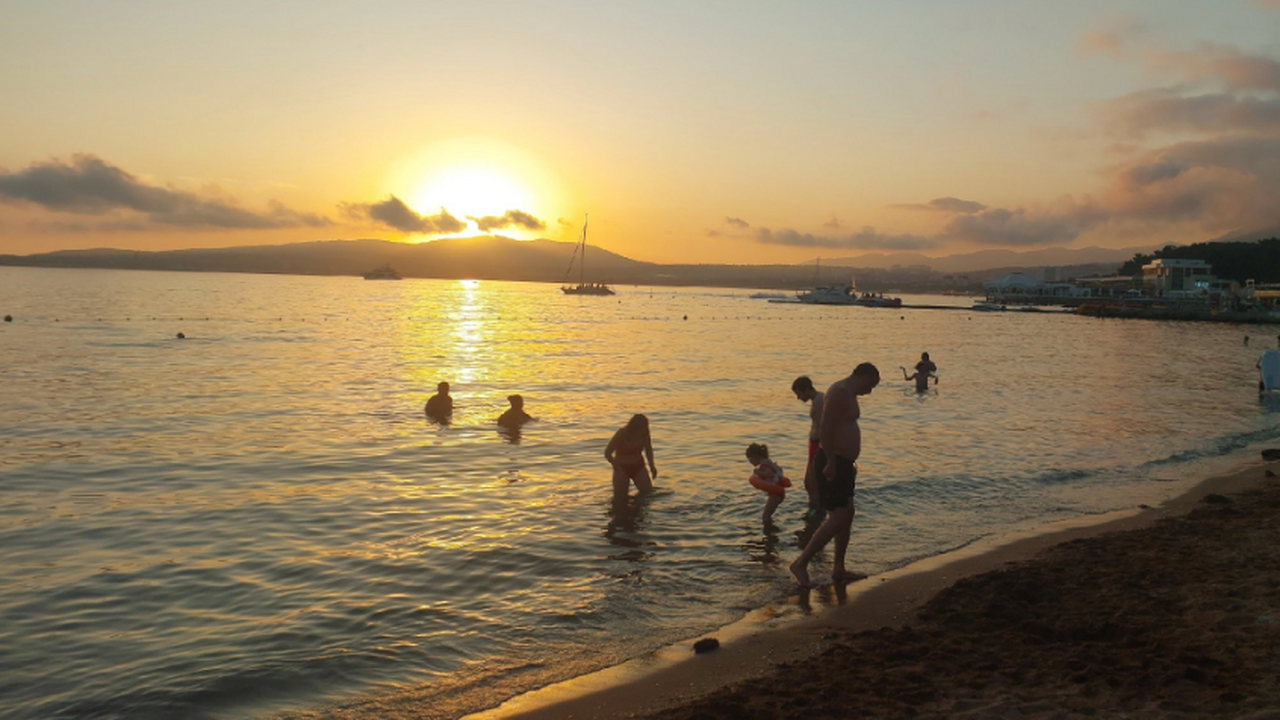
[605,414,658,497]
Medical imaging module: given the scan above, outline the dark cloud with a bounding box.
[941,203,1109,246]
[0,154,330,229]
[706,229,722,237]
[890,197,988,214]
[1147,43,1280,92]
[756,226,940,251]
[1102,89,1280,137]
[724,216,749,229]
[557,217,574,227]
[469,209,546,233]
[823,214,841,229]
[343,196,465,234]
[1104,137,1280,229]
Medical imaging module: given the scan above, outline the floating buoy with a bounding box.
[682,315,688,320]
[3,315,10,322]
[176,332,186,339]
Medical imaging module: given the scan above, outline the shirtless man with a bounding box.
[791,376,825,515]
[424,381,453,421]
[789,362,880,589]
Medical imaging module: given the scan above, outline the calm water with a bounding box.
[2,267,1277,720]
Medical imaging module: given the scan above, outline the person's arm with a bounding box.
[819,387,845,478]
[901,366,910,380]
[644,430,658,477]
[605,431,620,465]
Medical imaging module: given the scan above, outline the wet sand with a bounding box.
[480,457,1280,720]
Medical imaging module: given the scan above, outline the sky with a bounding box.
[2,0,1279,264]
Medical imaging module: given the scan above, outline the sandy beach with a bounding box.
[479,456,1280,720]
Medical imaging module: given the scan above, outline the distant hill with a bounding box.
[1,234,1257,290]
[0,237,655,283]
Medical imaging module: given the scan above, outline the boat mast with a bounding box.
[580,214,588,287]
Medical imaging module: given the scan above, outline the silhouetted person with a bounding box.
[791,375,825,516]
[425,381,453,421]
[790,362,880,589]
[497,394,533,428]
[605,414,657,497]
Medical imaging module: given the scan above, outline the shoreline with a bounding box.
[463,453,1279,720]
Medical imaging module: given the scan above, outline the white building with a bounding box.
[982,272,1090,302]
[1141,259,1214,298]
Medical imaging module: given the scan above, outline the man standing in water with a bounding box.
[790,362,880,589]
[424,381,453,422]
[791,376,825,517]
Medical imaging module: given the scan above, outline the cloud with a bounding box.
[1077,15,1145,59]
[942,202,1109,246]
[725,216,749,229]
[1100,89,1280,137]
[0,154,330,229]
[823,214,841,229]
[469,209,546,233]
[1144,43,1280,92]
[705,229,722,237]
[890,197,988,214]
[557,217,574,227]
[756,226,940,251]
[343,195,465,234]
[1103,137,1280,229]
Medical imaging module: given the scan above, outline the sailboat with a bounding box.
[560,215,615,296]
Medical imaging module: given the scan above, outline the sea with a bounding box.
[2,267,1278,720]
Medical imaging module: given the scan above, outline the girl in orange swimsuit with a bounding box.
[605,414,657,497]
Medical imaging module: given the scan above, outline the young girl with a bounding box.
[746,442,790,525]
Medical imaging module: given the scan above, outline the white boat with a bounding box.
[797,282,859,304]
[362,264,401,280]
[560,215,615,296]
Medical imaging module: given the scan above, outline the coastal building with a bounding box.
[1140,258,1214,298]
[982,272,1090,303]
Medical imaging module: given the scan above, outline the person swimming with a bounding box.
[605,414,658,497]
[497,394,533,428]
[425,381,453,421]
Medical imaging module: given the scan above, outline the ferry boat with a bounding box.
[362,265,402,280]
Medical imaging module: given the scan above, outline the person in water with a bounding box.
[424,381,453,421]
[605,414,658,497]
[746,442,788,525]
[496,394,533,428]
[790,362,880,589]
[791,376,825,516]
[901,352,938,393]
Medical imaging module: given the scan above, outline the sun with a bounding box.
[387,137,565,238]
[410,165,532,225]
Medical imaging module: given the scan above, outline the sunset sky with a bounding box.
[2,1,1279,263]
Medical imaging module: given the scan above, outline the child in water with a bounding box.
[746,442,790,525]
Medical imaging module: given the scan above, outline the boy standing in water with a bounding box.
[791,376,825,517]
[790,362,880,589]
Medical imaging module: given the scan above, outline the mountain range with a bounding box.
[0,234,1203,290]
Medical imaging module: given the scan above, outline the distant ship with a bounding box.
[363,264,402,280]
[561,215,615,296]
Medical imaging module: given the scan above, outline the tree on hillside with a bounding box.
[1116,239,1280,283]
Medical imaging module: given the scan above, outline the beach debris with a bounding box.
[1262,449,1280,461]
[1201,494,1231,505]
[692,637,720,654]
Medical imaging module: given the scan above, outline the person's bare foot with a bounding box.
[831,570,867,584]
[790,561,812,589]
